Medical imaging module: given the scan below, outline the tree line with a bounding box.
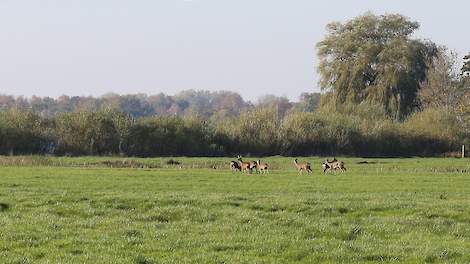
[0,90,320,119]
[0,100,466,157]
[0,12,468,157]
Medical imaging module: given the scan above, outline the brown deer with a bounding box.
[322,158,346,174]
[293,159,312,174]
[230,160,241,172]
[255,160,269,174]
[249,161,258,172]
[237,156,253,173]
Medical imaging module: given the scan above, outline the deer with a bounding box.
[230,160,241,172]
[322,158,346,174]
[293,159,312,174]
[237,155,253,173]
[255,160,269,174]
[249,161,258,172]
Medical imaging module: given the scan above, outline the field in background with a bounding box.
[1,156,470,263]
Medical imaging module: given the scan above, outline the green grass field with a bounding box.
[1,156,469,263]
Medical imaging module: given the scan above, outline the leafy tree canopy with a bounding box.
[418,48,462,110]
[462,53,470,76]
[317,12,437,119]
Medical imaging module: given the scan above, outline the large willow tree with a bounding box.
[317,13,437,119]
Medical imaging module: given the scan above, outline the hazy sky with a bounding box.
[1,0,468,101]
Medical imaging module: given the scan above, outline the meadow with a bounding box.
[1,156,470,263]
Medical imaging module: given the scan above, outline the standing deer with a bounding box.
[249,161,258,172]
[230,160,241,172]
[293,159,312,174]
[255,160,269,174]
[322,158,346,174]
[237,155,253,173]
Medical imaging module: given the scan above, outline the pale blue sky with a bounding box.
[1,0,468,101]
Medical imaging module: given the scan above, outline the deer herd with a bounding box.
[230,155,346,174]
[231,156,270,174]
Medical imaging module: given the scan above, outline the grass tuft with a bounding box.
[345,225,362,241]
[135,255,155,264]
[0,202,10,212]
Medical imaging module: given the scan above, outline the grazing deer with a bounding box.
[293,159,312,174]
[237,155,253,173]
[322,158,346,174]
[255,160,269,174]
[230,160,241,172]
